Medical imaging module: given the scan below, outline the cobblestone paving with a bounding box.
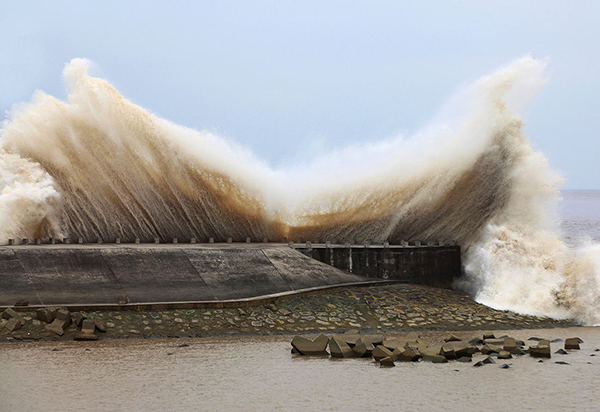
[0,284,574,342]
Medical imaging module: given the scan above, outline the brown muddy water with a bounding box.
[1,327,599,412]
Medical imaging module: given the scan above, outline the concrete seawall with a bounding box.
[0,243,462,309]
[0,244,388,309]
[296,244,461,289]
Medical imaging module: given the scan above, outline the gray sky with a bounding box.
[1,1,598,188]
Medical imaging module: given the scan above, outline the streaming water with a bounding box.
[0,57,599,324]
[1,327,599,412]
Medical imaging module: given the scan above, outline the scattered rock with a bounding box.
[530,341,551,358]
[74,320,98,341]
[473,361,484,367]
[499,364,511,369]
[481,344,502,355]
[564,338,581,350]
[422,354,448,363]
[45,308,72,336]
[380,356,395,367]
[483,333,495,340]
[395,348,421,362]
[456,356,471,363]
[469,337,483,345]
[291,335,329,356]
[74,311,88,327]
[482,356,496,364]
[329,336,354,358]
[555,361,570,365]
[352,337,375,357]
[444,334,461,342]
[372,345,394,361]
[2,308,21,320]
[497,351,512,359]
[95,321,107,333]
[5,317,24,332]
[555,349,568,355]
[36,307,58,323]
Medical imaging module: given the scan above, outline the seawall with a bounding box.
[296,244,461,289]
[0,242,462,310]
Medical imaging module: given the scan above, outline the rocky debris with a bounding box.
[555,361,570,365]
[95,321,107,333]
[36,307,58,323]
[482,356,496,364]
[473,361,484,367]
[497,351,512,359]
[564,338,581,350]
[74,320,98,341]
[291,334,329,356]
[499,364,511,369]
[2,308,22,321]
[5,317,24,332]
[456,356,471,363]
[555,348,568,355]
[353,337,375,357]
[329,336,354,358]
[380,357,395,367]
[444,334,461,342]
[469,337,483,345]
[45,308,72,336]
[481,344,502,355]
[483,332,495,340]
[395,348,421,362]
[530,340,551,358]
[74,311,88,327]
[372,345,394,361]
[422,354,448,363]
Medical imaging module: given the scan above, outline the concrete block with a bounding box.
[36,307,58,323]
[227,238,232,243]
[291,335,329,356]
[246,237,251,243]
[78,237,83,244]
[22,238,29,245]
[50,238,56,244]
[326,241,332,248]
[383,241,389,248]
[8,239,14,245]
[2,308,22,320]
[97,237,102,244]
[306,241,312,248]
[282,237,287,243]
[135,237,140,244]
[154,238,160,244]
[565,338,581,350]
[74,311,87,327]
[439,240,445,246]
[401,240,408,247]
[115,237,120,244]
[209,237,214,243]
[414,241,421,246]
[190,238,196,244]
[380,357,395,367]
[262,238,268,243]
[62,238,70,244]
[329,336,354,358]
[5,317,23,332]
[34,239,40,245]
[173,238,178,244]
[288,241,294,247]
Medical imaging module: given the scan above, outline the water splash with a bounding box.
[1,57,598,324]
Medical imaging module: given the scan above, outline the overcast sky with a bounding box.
[1,1,598,188]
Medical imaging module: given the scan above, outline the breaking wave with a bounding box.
[1,57,599,324]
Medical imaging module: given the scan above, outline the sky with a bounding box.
[0,1,598,189]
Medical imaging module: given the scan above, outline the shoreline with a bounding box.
[0,283,575,343]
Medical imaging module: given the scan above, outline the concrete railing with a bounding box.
[4,237,457,247]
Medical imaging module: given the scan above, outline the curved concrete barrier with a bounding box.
[0,245,379,308]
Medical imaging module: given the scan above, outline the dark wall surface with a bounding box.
[297,245,461,289]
